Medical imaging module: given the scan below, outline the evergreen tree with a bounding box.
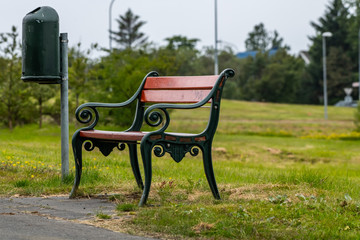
[327,47,353,104]
[110,9,148,50]
[343,0,360,98]
[305,0,353,104]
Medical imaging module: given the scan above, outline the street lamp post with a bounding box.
[322,32,332,120]
[109,0,116,51]
[214,0,218,75]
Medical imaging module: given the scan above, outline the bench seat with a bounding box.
[79,130,148,142]
[79,130,203,142]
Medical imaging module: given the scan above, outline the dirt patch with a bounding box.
[227,183,290,201]
[187,191,208,201]
[266,147,282,155]
[192,222,215,234]
[75,216,134,234]
[75,216,179,240]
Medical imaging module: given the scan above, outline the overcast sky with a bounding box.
[1,0,330,57]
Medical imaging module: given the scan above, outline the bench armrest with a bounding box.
[75,71,158,130]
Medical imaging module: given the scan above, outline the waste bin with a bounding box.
[21,6,61,84]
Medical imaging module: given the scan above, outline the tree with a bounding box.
[342,0,360,98]
[68,43,93,109]
[326,47,353,104]
[271,31,287,50]
[255,50,304,103]
[159,35,200,75]
[0,26,32,129]
[236,50,304,103]
[305,0,352,104]
[28,84,56,128]
[245,23,270,51]
[245,23,288,51]
[111,9,148,50]
[165,35,199,50]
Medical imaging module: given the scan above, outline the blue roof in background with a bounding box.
[236,50,258,58]
[236,48,278,59]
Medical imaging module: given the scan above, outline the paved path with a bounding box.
[0,196,155,240]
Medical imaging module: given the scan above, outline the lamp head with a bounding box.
[322,32,332,37]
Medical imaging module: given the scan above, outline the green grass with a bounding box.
[96,212,112,219]
[0,100,359,239]
[117,203,137,212]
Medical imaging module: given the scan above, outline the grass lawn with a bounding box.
[1,100,360,239]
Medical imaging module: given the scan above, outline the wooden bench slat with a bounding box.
[79,130,148,141]
[144,76,218,90]
[141,89,211,103]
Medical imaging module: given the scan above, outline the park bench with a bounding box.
[69,68,235,206]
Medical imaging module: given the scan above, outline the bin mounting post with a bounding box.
[60,33,69,180]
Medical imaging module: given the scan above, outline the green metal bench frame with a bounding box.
[69,68,235,206]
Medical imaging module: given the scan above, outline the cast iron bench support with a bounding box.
[69,68,235,206]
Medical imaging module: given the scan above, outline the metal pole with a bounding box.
[109,0,116,51]
[214,0,219,75]
[322,35,328,120]
[60,33,69,180]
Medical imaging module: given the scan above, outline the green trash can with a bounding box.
[21,6,61,84]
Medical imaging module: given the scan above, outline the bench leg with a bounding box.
[202,143,221,200]
[127,143,144,189]
[69,134,83,198]
[139,141,152,206]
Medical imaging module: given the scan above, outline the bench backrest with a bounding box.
[141,75,220,103]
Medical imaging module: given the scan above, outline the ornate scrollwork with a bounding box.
[75,107,99,129]
[144,108,170,131]
[84,140,95,151]
[190,146,200,157]
[117,143,126,151]
[77,108,92,124]
[151,142,201,163]
[153,144,166,157]
[145,110,163,127]
[78,109,92,123]
[83,139,126,157]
